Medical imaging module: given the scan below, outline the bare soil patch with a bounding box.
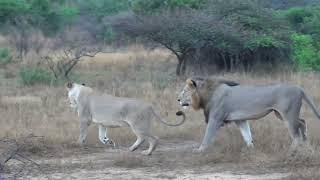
[1,140,300,180]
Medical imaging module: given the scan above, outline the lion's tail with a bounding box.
[152,109,186,126]
[302,90,320,120]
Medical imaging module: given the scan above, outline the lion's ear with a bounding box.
[66,82,73,89]
[82,83,86,86]
[186,79,197,88]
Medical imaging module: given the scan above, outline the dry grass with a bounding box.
[1,46,320,178]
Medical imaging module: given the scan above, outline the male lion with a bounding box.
[66,82,186,155]
[178,76,319,153]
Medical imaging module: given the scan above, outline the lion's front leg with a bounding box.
[194,116,224,153]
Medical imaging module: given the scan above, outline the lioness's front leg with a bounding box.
[98,125,115,147]
[79,117,91,145]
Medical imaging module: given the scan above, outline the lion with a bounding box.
[177,76,319,153]
[66,82,186,155]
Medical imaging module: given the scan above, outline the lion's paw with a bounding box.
[192,145,208,153]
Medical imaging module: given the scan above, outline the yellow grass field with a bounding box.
[1,46,320,179]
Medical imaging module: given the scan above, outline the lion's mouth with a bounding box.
[181,103,189,107]
[179,102,190,109]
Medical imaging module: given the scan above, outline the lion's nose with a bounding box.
[177,99,180,102]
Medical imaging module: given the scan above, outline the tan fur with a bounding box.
[178,76,320,153]
[182,77,239,115]
[67,82,186,155]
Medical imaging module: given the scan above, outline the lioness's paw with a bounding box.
[141,150,152,156]
[103,138,115,146]
[129,146,137,152]
[192,148,204,153]
[78,138,86,145]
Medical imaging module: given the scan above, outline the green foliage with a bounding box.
[0,48,12,64]
[278,7,312,24]
[278,6,320,37]
[0,0,79,36]
[132,0,206,13]
[245,36,286,50]
[0,0,29,23]
[57,6,79,27]
[291,33,320,70]
[77,0,130,20]
[104,25,117,42]
[116,0,292,73]
[74,0,130,42]
[19,67,54,85]
[278,6,320,71]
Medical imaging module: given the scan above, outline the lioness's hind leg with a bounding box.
[141,135,158,155]
[129,135,145,152]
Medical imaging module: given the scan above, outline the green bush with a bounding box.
[19,67,54,85]
[279,7,312,25]
[291,33,320,70]
[132,0,206,13]
[0,48,12,64]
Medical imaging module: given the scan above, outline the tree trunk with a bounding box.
[221,53,227,71]
[176,58,183,76]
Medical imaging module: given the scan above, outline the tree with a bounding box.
[112,0,291,75]
[0,0,79,60]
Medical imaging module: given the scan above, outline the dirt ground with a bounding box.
[1,140,297,180]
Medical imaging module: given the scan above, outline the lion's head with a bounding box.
[177,77,239,111]
[177,78,200,110]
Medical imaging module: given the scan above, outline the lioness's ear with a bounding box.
[82,83,86,86]
[66,82,73,89]
[186,79,197,88]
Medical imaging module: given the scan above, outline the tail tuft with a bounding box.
[176,111,183,116]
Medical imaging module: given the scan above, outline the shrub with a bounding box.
[291,33,320,70]
[280,7,312,25]
[19,67,54,85]
[0,48,12,65]
[132,0,206,13]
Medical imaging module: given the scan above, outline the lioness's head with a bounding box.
[65,82,86,108]
[177,77,239,111]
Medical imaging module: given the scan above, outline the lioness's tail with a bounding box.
[152,109,186,126]
[302,90,320,120]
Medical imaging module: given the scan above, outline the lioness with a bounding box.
[178,76,319,153]
[66,82,185,155]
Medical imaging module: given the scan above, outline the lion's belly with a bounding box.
[227,109,273,121]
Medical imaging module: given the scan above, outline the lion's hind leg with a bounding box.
[298,118,307,141]
[284,111,305,147]
[235,120,254,148]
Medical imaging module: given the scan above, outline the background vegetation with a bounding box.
[0,0,320,80]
